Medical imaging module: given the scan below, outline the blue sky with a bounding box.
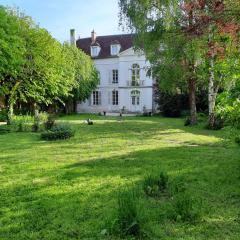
[1,0,126,42]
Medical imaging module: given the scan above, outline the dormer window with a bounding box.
[91,45,100,57]
[111,43,120,56]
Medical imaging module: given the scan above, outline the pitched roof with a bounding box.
[76,33,134,59]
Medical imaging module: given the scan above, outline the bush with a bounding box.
[168,192,202,222]
[0,109,7,122]
[235,135,240,145]
[44,114,56,130]
[117,187,141,237]
[184,117,191,126]
[207,115,224,130]
[216,92,240,128]
[11,115,34,132]
[143,172,168,197]
[41,123,75,141]
[159,92,182,117]
[32,112,48,132]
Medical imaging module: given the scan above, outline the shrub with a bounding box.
[207,115,224,130]
[159,92,182,117]
[41,123,75,141]
[117,187,141,237]
[44,114,56,130]
[235,135,240,145]
[143,172,168,197]
[168,192,202,222]
[184,117,191,126]
[32,112,48,132]
[11,115,34,132]
[216,92,240,128]
[0,109,7,122]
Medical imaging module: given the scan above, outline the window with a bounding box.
[131,90,140,105]
[93,91,101,105]
[112,90,119,105]
[91,46,100,57]
[111,44,120,55]
[131,64,140,86]
[112,70,118,84]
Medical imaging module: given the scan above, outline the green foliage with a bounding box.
[0,6,98,120]
[143,172,168,197]
[159,92,183,118]
[117,187,141,237]
[11,115,34,132]
[41,123,75,141]
[0,108,7,121]
[217,92,240,128]
[0,125,11,134]
[32,112,48,132]
[235,135,240,145]
[62,44,99,104]
[168,192,202,223]
[44,114,56,130]
[206,115,225,130]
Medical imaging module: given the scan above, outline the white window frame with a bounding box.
[112,90,119,105]
[92,91,101,105]
[112,69,118,84]
[131,64,140,86]
[111,44,119,55]
[91,46,100,57]
[131,90,140,106]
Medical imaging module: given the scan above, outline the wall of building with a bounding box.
[77,48,154,114]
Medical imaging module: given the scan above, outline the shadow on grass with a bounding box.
[1,144,240,239]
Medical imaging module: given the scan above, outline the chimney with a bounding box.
[91,29,96,43]
[70,29,76,46]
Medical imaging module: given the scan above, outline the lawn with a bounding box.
[0,115,240,239]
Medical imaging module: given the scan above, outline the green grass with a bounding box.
[0,114,240,239]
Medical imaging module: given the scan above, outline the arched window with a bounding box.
[131,90,140,105]
[131,64,140,86]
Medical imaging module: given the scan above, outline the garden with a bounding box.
[0,114,240,239]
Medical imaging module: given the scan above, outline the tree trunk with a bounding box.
[208,55,218,129]
[188,76,197,125]
[5,95,13,125]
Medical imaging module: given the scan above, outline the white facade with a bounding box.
[77,47,154,114]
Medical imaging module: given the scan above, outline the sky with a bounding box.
[0,0,126,42]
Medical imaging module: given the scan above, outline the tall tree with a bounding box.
[0,6,26,123]
[62,44,99,114]
[119,0,203,125]
[0,6,99,122]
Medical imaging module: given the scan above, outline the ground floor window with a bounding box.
[93,91,101,105]
[131,90,140,105]
[112,90,118,105]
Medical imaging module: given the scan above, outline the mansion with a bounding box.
[72,30,155,114]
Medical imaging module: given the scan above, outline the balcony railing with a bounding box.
[126,80,145,87]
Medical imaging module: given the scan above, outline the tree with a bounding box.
[62,44,99,114]
[119,0,204,125]
[0,6,26,124]
[119,0,240,127]
[0,6,99,122]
